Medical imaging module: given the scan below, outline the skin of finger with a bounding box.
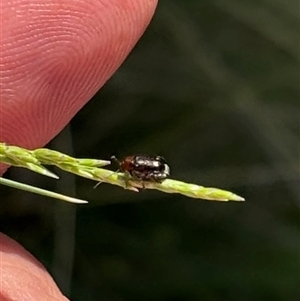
[0,0,158,175]
[0,233,69,301]
[0,0,158,298]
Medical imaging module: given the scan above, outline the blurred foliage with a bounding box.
[1,1,299,300]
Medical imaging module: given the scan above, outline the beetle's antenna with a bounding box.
[94,181,102,189]
[94,156,120,189]
[94,169,120,189]
[110,155,121,165]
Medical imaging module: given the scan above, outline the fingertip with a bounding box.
[0,0,158,150]
[0,233,68,301]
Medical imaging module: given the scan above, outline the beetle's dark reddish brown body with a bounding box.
[113,155,170,182]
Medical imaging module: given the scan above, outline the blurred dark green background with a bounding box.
[1,1,299,300]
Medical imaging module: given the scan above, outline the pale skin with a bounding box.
[0,0,158,300]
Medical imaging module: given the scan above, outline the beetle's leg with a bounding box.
[120,171,131,189]
[130,171,146,189]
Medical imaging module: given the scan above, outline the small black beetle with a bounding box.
[112,154,170,182]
